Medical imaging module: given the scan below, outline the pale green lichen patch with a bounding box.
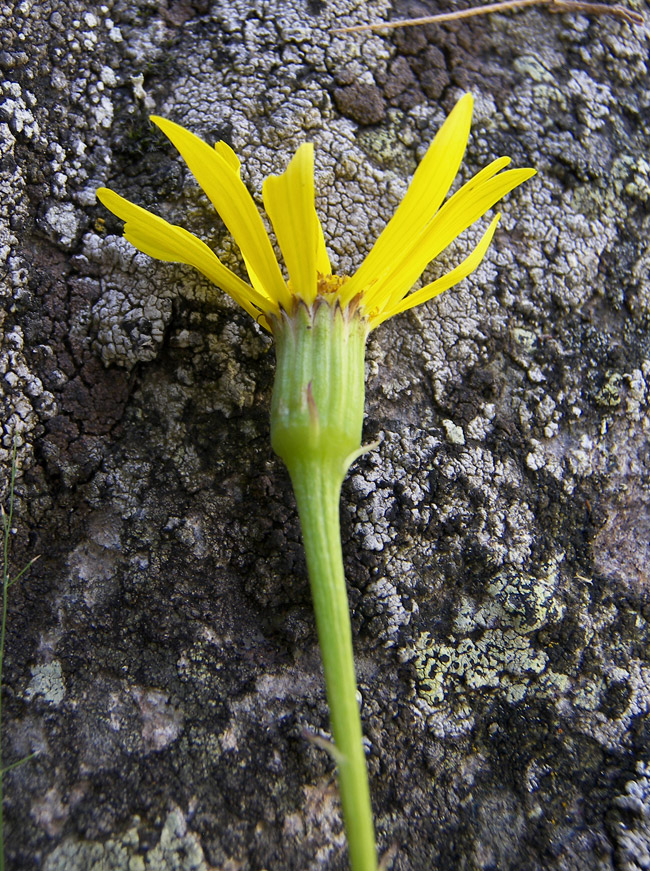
[43,810,208,871]
[415,628,548,706]
[612,154,650,205]
[25,660,66,705]
[594,370,624,408]
[356,123,415,174]
[411,560,566,715]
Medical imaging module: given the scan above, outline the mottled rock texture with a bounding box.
[1,0,650,868]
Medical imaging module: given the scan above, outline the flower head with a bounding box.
[97,94,534,332]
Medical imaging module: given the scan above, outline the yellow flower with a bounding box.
[96,94,537,871]
[97,94,535,332]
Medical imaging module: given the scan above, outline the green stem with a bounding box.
[289,457,377,871]
[270,300,377,871]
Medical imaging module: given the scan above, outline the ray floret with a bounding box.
[97,93,535,332]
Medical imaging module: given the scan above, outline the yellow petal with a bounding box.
[262,144,318,304]
[340,93,474,305]
[421,166,536,265]
[448,156,512,197]
[364,166,536,312]
[214,140,241,173]
[240,254,261,290]
[213,140,295,299]
[96,187,272,324]
[315,207,332,276]
[151,116,292,310]
[372,214,500,325]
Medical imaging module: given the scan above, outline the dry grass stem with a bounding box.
[331,0,643,33]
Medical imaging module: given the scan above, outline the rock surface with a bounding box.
[1,0,650,868]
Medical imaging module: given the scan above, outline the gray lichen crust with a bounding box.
[1,0,649,868]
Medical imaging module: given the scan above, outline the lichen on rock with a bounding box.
[2,0,650,868]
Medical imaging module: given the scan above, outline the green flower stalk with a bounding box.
[97,94,535,871]
[272,300,373,868]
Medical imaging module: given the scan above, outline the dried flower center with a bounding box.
[316,272,350,297]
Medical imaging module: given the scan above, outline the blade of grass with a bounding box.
[1,441,38,871]
[1,753,36,776]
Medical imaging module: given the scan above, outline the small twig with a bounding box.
[332,0,643,33]
[552,0,643,24]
